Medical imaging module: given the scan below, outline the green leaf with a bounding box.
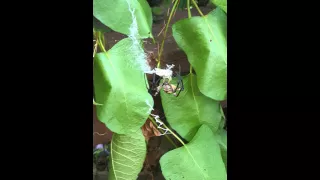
[210,0,227,13]
[160,124,227,180]
[172,8,227,101]
[93,16,112,33]
[93,0,153,38]
[93,38,154,134]
[108,129,147,180]
[160,74,222,141]
[216,129,227,169]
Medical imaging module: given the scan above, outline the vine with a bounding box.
[93,0,227,179]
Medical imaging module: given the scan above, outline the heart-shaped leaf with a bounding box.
[210,0,227,13]
[93,0,153,38]
[93,38,154,134]
[160,124,227,180]
[172,8,227,100]
[160,74,222,141]
[108,129,147,180]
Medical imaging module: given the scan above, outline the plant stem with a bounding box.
[157,0,180,68]
[93,40,98,58]
[148,115,207,178]
[101,33,106,47]
[191,0,204,16]
[187,0,192,18]
[150,116,183,147]
[149,116,178,148]
[220,105,226,120]
[97,32,107,53]
[172,0,179,17]
[93,29,107,53]
[151,36,156,44]
[186,0,192,75]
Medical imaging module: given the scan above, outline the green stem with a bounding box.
[97,31,107,53]
[148,115,206,178]
[93,39,98,58]
[172,1,179,18]
[157,0,180,68]
[191,0,204,16]
[151,36,156,44]
[186,1,192,75]
[93,31,104,53]
[149,116,178,148]
[220,105,226,120]
[187,0,192,18]
[102,33,107,49]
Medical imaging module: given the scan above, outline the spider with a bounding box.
[147,64,184,97]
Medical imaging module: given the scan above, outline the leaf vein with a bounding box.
[113,160,135,168]
[112,141,142,155]
[112,149,135,162]
[190,74,201,119]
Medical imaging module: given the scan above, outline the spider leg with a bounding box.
[154,81,163,96]
[147,73,160,95]
[145,75,155,96]
[178,64,184,90]
[172,66,180,93]
[176,74,185,97]
[172,65,184,97]
[154,75,162,87]
[149,73,157,93]
[179,74,184,91]
[175,81,183,97]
